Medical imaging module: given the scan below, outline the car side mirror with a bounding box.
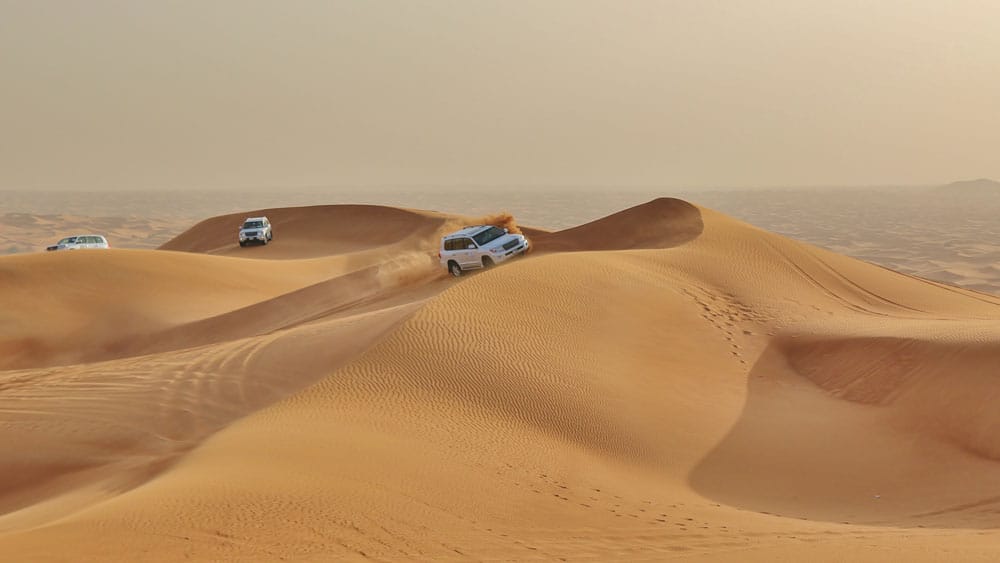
[503,228,509,233]
[467,244,476,249]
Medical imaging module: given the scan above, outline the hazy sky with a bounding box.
[1,1,998,190]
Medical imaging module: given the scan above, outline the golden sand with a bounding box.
[2,199,1000,561]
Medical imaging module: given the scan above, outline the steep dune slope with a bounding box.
[693,323,1000,528]
[0,250,344,369]
[529,197,704,252]
[4,200,1000,560]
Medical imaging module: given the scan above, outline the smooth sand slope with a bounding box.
[3,199,1000,561]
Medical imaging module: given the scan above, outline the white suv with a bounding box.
[239,216,272,247]
[46,234,110,251]
[439,225,529,277]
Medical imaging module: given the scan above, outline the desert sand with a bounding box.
[3,198,1000,561]
[8,185,1000,296]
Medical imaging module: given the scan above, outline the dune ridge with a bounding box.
[3,198,1000,560]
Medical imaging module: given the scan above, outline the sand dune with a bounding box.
[9,187,1000,295]
[528,197,703,252]
[686,187,1000,296]
[160,205,452,258]
[3,199,1000,560]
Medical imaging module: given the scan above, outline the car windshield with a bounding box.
[243,221,264,229]
[472,227,505,246]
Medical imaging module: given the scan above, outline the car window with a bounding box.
[459,238,475,249]
[472,227,504,246]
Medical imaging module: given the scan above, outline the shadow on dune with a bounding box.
[690,335,1000,529]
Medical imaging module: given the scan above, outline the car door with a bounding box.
[457,238,479,268]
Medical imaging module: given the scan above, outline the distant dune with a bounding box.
[0,212,186,255]
[937,177,1000,192]
[3,199,1000,561]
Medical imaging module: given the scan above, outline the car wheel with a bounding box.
[448,261,463,277]
[239,241,246,247]
[482,257,494,269]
